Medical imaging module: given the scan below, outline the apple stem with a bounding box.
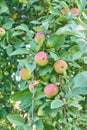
[31,72,35,127]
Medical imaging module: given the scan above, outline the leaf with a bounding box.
[36,120,44,130]
[23,126,32,130]
[0,0,9,14]
[15,24,29,32]
[10,48,30,56]
[11,88,31,101]
[7,115,25,125]
[66,86,87,98]
[49,51,59,61]
[73,71,87,88]
[19,60,36,72]
[39,65,53,76]
[51,99,65,109]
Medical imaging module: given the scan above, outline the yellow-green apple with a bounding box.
[70,8,80,16]
[37,109,44,116]
[35,33,45,44]
[35,33,45,51]
[34,51,48,66]
[19,68,32,80]
[44,83,58,98]
[54,60,68,74]
[0,28,5,37]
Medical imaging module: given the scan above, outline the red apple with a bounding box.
[61,8,67,14]
[34,51,48,66]
[44,83,58,98]
[0,27,5,37]
[54,60,68,74]
[20,68,32,80]
[35,33,45,44]
[70,8,80,16]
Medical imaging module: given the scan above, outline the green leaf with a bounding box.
[10,48,30,56]
[19,59,36,72]
[73,71,87,88]
[15,24,29,32]
[66,86,87,98]
[36,120,44,130]
[0,0,9,14]
[51,99,65,109]
[7,115,25,126]
[49,51,59,61]
[11,88,31,101]
[0,70,3,80]
[23,126,32,130]
[39,65,53,76]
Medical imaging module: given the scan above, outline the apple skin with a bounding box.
[70,8,80,16]
[34,51,48,66]
[54,60,68,74]
[0,28,5,37]
[35,33,45,44]
[61,8,67,14]
[29,80,39,92]
[19,68,32,80]
[44,83,58,98]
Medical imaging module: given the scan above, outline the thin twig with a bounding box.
[31,72,34,126]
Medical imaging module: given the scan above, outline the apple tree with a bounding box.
[1,0,87,130]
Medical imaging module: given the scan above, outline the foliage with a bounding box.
[1,0,87,130]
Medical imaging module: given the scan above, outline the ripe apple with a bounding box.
[19,68,32,80]
[44,83,58,98]
[70,8,80,16]
[29,80,39,92]
[35,33,45,44]
[61,8,67,14]
[54,60,68,74]
[0,28,5,37]
[34,51,48,66]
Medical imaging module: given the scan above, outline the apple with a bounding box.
[37,109,44,116]
[0,27,5,37]
[34,51,48,66]
[61,8,67,14]
[19,68,32,80]
[70,8,80,16]
[29,80,39,92]
[54,60,68,74]
[44,83,58,98]
[35,33,45,44]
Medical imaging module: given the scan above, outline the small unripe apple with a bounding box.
[29,80,39,92]
[35,33,45,44]
[70,8,80,16]
[54,60,68,74]
[37,109,44,116]
[19,68,32,80]
[34,51,48,66]
[44,84,58,98]
[61,8,67,14]
[0,28,5,37]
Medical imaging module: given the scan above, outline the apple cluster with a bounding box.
[19,32,68,99]
[61,7,80,16]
